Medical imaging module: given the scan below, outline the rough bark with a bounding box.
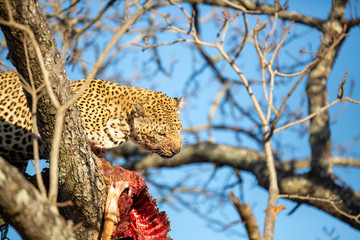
[229,192,262,240]
[307,0,347,178]
[0,0,106,238]
[0,156,74,240]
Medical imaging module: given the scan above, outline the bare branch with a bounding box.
[279,194,360,224]
[116,142,360,230]
[229,192,263,240]
[154,0,325,30]
[274,97,360,134]
[0,157,74,239]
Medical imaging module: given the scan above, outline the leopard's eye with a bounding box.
[156,127,167,136]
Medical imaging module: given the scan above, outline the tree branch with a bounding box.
[155,0,325,30]
[229,192,262,240]
[114,142,360,230]
[306,0,348,178]
[0,157,74,239]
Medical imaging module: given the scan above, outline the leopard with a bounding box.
[0,71,183,166]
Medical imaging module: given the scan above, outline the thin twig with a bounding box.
[267,20,294,122]
[208,81,232,140]
[0,20,55,106]
[266,27,349,141]
[231,13,248,63]
[73,0,117,39]
[22,34,47,198]
[279,194,360,224]
[274,97,359,134]
[337,70,348,100]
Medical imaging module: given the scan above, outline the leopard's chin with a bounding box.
[156,151,176,159]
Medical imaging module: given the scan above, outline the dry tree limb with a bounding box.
[274,97,360,134]
[337,70,348,100]
[115,142,360,230]
[229,192,263,240]
[22,36,47,198]
[0,157,74,240]
[279,194,360,224]
[208,81,232,141]
[73,0,117,40]
[267,26,349,141]
[157,0,324,29]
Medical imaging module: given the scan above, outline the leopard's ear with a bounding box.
[173,97,184,110]
[132,103,146,117]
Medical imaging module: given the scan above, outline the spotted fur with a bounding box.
[0,71,183,163]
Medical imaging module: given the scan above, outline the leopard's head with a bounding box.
[128,94,183,158]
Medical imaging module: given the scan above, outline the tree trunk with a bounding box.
[0,0,106,238]
[307,0,347,178]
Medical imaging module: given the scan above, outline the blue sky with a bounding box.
[6,0,360,239]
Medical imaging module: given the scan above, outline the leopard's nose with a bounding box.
[170,138,182,155]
